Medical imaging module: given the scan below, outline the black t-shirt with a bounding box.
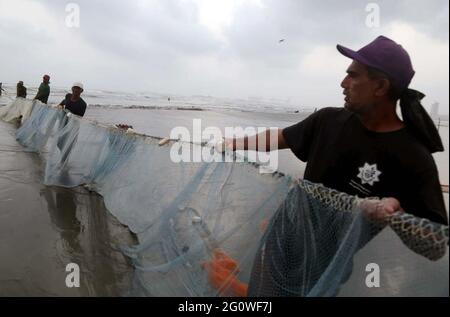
[282,107,447,225]
[61,94,87,117]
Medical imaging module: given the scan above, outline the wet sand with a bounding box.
[0,120,135,296]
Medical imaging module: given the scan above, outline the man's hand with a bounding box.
[360,197,403,225]
[116,124,133,130]
[57,105,64,110]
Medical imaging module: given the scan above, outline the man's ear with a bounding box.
[374,78,390,97]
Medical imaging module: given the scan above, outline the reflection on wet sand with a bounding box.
[43,188,81,254]
[41,186,136,296]
[0,120,135,296]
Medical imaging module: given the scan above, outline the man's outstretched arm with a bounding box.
[225,128,289,152]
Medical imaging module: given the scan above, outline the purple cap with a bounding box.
[337,35,415,91]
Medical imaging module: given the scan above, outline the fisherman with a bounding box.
[34,75,51,104]
[58,82,87,117]
[227,35,447,226]
[0,82,4,96]
[17,81,27,98]
[223,36,447,296]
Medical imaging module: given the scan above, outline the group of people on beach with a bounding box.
[2,75,87,118]
[1,35,447,296]
[1,80,30,99]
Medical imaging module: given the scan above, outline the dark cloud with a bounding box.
[22,0,450,66]
[39,0,220,58]
[223,0,448,68]
[0,0,448,107]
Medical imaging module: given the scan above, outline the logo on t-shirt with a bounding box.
[357,162,382,186]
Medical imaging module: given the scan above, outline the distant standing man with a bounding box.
[58,82,87,117]
[34,75,51,104]
[0,82,4,96]
[17,81,27,98]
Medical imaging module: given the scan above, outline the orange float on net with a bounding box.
[202,249,248,297]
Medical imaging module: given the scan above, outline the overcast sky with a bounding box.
[0,0,448,112]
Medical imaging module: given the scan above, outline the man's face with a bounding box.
[43,77,50,84]
[72,86,83,97]
[340,61,379,114]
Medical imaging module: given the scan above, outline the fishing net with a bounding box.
[0,98,34,124]
[3,100,449,296]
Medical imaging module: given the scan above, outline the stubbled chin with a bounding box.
[344,103,355,112]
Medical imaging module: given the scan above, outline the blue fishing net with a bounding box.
[5,100,449,296]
